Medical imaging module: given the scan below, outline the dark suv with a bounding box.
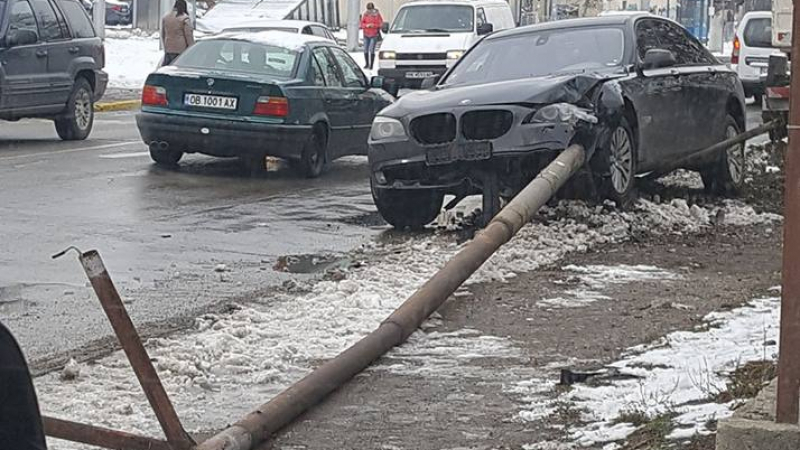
[0,0,107,140]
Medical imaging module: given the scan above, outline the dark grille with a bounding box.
[410,113,456,145]
[396,53,447,60]
[461,110,513,141]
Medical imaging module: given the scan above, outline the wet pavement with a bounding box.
[0,112,383,369]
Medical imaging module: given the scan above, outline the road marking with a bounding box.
[0,141,139,162]
[99,151,150,159]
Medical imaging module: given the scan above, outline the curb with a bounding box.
[95,99,141,112]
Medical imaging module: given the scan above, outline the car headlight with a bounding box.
[380,51,396,60]
[446,50,465,60]
[531,103,598,124]
[370,117,407,142]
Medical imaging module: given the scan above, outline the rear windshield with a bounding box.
[443,27,625,87]
[173,39,299,78]
[391,5,474,33]
[743,17,772,48]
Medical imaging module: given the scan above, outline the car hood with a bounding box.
[382,72,610,117]
[380,32,474,54]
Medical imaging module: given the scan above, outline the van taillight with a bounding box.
[253,96,289,117]
[732,35,740,65]
[142,85,168,106]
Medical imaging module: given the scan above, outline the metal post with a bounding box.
[190,0,196,27]
[43,416,172,450]
[93,0,105,40]
[76,250,195,449]
[776,0,800,425]
[346,0,359,51]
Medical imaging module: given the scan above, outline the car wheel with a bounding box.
[597,117,638,207]
[298,127,327,178]
[149,146,183,166]
[701,115,745,197]
[371,179,444,230]
[54,78,94,141]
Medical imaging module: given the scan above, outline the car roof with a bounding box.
[401,0,509,7]
[487,13,651,40]
[209,30,331,49]
[222,19,327,30]
[741,11,771,20]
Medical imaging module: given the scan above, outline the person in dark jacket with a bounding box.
[161,0,195,65]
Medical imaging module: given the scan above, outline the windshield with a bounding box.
[743,18,772,48]
[443,27,625,87]
[223,27,298,34]
[173,39,299,78]
[391,5,474,33]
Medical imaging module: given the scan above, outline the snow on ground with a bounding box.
[36,199,780,449]
[561,295,780,447]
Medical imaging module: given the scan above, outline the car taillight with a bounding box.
[732,35,740,65]
[111,4,122,11]
[142,85,168,106]
[253,96,288,117]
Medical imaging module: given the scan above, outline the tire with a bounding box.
[700,115,745,197]
[371,179,444,230]
[297,127,327,178]
[149,147,183,166]
[595,117,638,207]
[55,78,94,141]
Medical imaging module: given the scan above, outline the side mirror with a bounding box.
[381,22,389,34]
[477,23,494,36]
[641,48,676,70]
[420,75,441,90]
[370,75,385,89]
[6,28,39,47]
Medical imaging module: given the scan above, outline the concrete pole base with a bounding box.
[716,419,800,450]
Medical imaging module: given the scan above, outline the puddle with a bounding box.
[273,253,352,274]
[337,211,387,227]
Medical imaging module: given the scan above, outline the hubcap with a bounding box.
[610,126,633,194]
[726,124,744,184]
[75,89,92,131]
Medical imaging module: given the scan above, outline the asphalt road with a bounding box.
[0,111,383,369]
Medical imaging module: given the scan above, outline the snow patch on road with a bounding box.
[37,199,780,448]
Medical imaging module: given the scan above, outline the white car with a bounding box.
[732,11,773,102]
[218,19,337,41]
[377,0,516,88]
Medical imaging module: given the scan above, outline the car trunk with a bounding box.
[145,70,286,119]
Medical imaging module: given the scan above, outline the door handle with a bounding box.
[35,50,47,58]
[68,47,80,54]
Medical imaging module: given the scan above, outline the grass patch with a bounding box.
[715,360,777,404]
[619,413,676,450]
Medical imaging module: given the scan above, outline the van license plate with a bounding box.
[406,71,434,79]
[184,94,238,110]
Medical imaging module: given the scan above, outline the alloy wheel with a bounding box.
[726,124,745,185]
[75,89,92,131]
[609,126,633,194]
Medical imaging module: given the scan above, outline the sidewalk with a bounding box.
[96,87,141,112]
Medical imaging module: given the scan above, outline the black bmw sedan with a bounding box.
[367,14,747,228]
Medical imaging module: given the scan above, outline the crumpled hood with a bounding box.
[383,73,609,117]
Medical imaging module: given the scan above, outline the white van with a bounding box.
[377,0,515,88]
[732,11,774,102]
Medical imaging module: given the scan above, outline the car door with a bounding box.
[624,18,689,171]
[0,0,49,110]
[312,46,353,155]
[31,0,72,105]
[328,46,377,155]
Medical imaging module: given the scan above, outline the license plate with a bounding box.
[406,71,434,79]
[426,142,492,165]
[184,93,238,110]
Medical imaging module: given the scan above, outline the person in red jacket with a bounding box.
[360,3,383,70]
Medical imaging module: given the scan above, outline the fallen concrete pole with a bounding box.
[196,144,586,450]
[43,416,172,450]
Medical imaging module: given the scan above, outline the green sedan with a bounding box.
[136,31,395,177]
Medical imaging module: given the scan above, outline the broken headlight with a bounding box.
[370,116,408,142]
[530,103,598,125]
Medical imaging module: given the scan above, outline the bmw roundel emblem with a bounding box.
[207,78,215,86]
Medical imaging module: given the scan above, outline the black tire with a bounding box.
[149,147,183,166]
[371,179,444,230]
[55,78,94,141]
[297,126,327,178]
[700,115,745,197]
[595,116,638,207]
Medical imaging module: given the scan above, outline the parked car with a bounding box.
[80,0,132,25]
[136,31,394,177]
[219,19,336,42]
[0,0,108,140]
[377,0,515,88]
[732,11,773,102]
[368,14,747,229]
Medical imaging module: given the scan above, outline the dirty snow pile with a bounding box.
[104,35,162,89]
[36,199,780,448]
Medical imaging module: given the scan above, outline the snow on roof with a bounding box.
[211,29,329,50]
[221,18,321,31]
[196,0,306,33]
